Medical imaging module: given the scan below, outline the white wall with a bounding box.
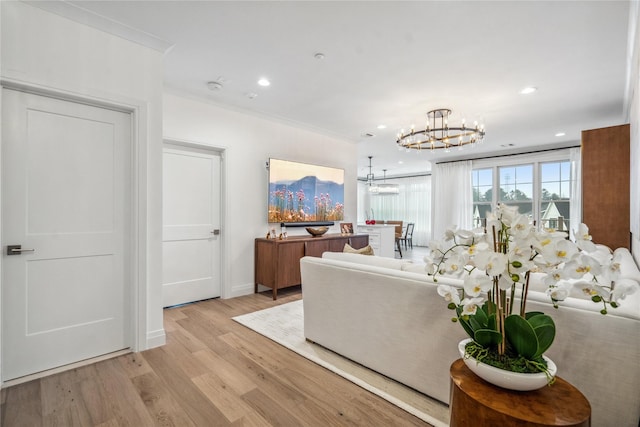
[0,0,166,368]
[163,93,358,298]
[628,1,640,262]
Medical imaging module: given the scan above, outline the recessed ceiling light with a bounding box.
[314,53,325,60]
[377,124,387,129]
[520,86,537,95]
[258,78,270,87]
[555,132,566,137]
[207,81,223,91]
[398,160,404,164]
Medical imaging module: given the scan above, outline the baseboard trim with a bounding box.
[229,282,255,299]
[1,349,132,388]
[146,328,166,349]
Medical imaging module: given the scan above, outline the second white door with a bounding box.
[162,145,221,307]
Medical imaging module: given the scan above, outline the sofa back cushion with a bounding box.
[322,251,410,270]
[400,262,428,274]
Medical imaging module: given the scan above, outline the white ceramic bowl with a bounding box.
[458,338,557,391]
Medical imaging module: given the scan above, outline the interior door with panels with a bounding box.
[162,144,221,307]
[2,88,132,381]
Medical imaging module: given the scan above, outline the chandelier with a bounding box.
[366,156,399,195]
[396,108,485,152]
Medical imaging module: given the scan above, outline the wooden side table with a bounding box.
[449,359,591,427]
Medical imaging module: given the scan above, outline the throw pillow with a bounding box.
[343,243,375,256]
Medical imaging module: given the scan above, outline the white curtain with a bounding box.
[362,175,432,246]
[569,147,582,239]
[432,160,473,240]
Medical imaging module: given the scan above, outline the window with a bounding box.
[472,168,493,228]
[499,164,533,218]
[472,154,573,232]
[540,161,571,231]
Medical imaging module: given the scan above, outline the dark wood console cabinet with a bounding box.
[254,233,369,299]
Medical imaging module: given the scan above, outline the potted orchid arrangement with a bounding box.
[427,204,636,387]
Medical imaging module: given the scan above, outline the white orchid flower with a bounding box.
[472,241,490,253]
[442,254,468,276]
[425,262,439,276]
[546,281,571,303]
[531,230,565,253]
[598,253,623,283]
[496,203,519,225]
[509,239,533,259]
[437,284,461,305]
[498,274,515,290]
[574,281,599,298]
[574,281,610,300]
[463,274,493,297]
[543,268,566,286]
[510,214,533,239]
[428,240,446,259]
[610,279,638,303]
[592,284,611,300]
[540,239,579,265]
[508,254,534,274]
[485,252,509,277]
[444,227,458,241]
[573,223,597,252]
[460,297,484,316]
[563,254,602,280]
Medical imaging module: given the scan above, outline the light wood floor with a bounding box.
[1,287,433,426]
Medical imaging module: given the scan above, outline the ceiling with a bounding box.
[29,0,632,179]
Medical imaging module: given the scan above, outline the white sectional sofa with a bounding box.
[300,250,640,427]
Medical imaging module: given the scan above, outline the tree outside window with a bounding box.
[499,164,533,219]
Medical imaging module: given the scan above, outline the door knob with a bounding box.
[211,229,220,235]
[7,245,35,255]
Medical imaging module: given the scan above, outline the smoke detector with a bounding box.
[207,81,223,91]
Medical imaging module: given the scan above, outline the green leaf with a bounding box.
[525,311,545,320]
[473,305,489,326]
[528,314,555,357]
[487,313,497,331]
[474,329,502,347]
[469,316,484,331]
[504,314,538,359]
[455,308,476,339]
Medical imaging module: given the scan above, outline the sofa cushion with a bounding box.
[401,262,428,274]
[343,243,375,255]
[322,251,410,270]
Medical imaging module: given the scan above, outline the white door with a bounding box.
[1,89,131,381]
[162,145,221,307]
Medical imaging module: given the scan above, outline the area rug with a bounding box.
[232,300,449,427]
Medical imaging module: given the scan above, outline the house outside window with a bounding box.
[540,161,571,231]
[472,151,574,232]
[472,168,493,228]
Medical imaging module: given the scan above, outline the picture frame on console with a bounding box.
[340,222,354,235]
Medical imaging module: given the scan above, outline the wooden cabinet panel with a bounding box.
[254,233,369,299]
[582,124,630,249]
[304,239,332,257]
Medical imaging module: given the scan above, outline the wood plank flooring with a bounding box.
[0,287,434,426]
